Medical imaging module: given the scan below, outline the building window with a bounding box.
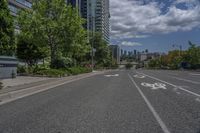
[8,4,19,14]
[16,0,32,8]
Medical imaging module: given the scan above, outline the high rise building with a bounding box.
[66,0,82,14]
[8,0,32,16]
[81,0,110,43]
[109,45,121,64]
[7,0,110,43]
[8,0,32,33]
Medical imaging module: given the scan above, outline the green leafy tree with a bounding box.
[18,0,89,68]
[0,0,15,55]
[184,41,200,69]
[91,32,111,67]
[166,50,182,69]
[16,35,48,67]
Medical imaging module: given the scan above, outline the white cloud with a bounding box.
[110,0,200,41]
[120,41,142,47]
[175,0,198,4]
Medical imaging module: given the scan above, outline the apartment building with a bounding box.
[7,0,110,43]
[81,0,110,43]
[8,0,32,33]
[66,0,82,14]
[8,0,32,16]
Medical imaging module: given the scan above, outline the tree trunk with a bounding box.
[48,34,57,69]
[50,45,56,68]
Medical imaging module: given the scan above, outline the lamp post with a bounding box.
[91,16,95,72]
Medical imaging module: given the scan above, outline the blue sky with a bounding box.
[110,0,200,53]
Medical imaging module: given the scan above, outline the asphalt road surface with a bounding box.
[0,70,200,133]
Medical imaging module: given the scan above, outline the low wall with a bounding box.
[0,56,18,79]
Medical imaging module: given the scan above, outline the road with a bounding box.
[0,70,200,133]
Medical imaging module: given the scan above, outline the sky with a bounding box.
[110,0,200,53]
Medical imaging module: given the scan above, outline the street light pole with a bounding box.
[91,16,95,72]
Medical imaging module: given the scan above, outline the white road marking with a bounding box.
[104,74,119,77]
[190,73,200,76]
[128,74,171,133]
[169,73,178,76]
[136,71,200,98]
[141,82,167,90]
[195,98,200,102]
[169,76,200,85]
[133,74,145,78]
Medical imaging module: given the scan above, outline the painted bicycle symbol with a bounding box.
[141,82,167,90]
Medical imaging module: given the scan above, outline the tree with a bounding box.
[17,0,89,68]
[166,50,182,69]
[16,35,48,67]
[184,41,200,69]
[0,0,15,55]
[91,32,111,67]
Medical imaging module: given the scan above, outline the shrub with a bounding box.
[67,67,91,75]
[33,65,49,73]
[111,63,119,69]
[125,63,133,69]
[17,65,27,74]
[35,69,65,77]
[50,57,72,69]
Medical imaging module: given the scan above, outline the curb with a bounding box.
[0,71,107,105]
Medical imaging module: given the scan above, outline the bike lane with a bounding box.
[129,71,200,133]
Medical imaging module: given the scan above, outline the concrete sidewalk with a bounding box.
[0,70,108,105]
[1,76,55,90]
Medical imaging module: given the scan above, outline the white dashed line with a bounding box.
[169,76,200,85]
[190,73,200,76]
[128,74,171,133]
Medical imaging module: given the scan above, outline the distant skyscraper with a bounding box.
[124,50,127,56]
[134,50,137,56]
[109,45,121,64]
[121,49,123,56]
